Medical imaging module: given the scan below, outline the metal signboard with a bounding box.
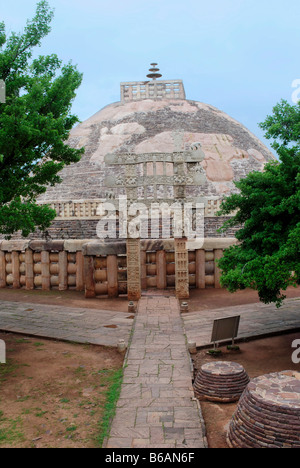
[211,315,240,347]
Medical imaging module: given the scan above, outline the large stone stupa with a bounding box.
[0,65,276,298]
[35,64,275,240]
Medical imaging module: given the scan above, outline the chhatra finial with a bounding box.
[147,63,162,81]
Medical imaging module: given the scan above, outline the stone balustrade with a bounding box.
[37,198,224,220]
[0,238,237,298]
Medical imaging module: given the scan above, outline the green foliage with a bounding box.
[0,1,84,237]
[217,100,300,307]
[96,368,123,447]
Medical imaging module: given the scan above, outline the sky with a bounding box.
[1,0,300,153]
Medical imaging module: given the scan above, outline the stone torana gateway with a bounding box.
[0,65,276,300]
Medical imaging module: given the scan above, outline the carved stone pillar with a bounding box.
[175,238,189,299]
[84,256,96,298]
[41,251,50,291]
[156,250,167,290]
[58,251,68,291]
[126,238,141,301]
[25,249,34,290]
[196,249,205,289]
[12,251,20,289]
[76,251,85,291]
[0,250,6,288]
[107,255,118,298]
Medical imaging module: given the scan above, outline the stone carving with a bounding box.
[174,238,189,299]
[190,142,202,151]
[104,145,207,205]
[37,197,223,220]
[120,79,186,102]
[126,238,141,301]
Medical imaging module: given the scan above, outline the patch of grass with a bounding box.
[0,416,25,446]
[60,398,70,404]
[17,396,31,402]
[14,339,31,344]
[33,342,44,348]
[66,425,77,432]
[96,368,123,448]
[0,359,19,384]
[35,410,48,418]
[74,366,87,377]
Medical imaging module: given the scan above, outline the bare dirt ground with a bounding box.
[188,285,300,312]
[0,287,299,448]
[0,288,129,313]
[0,332,123,448]
[192,331,300,448]
[1,285,299,313]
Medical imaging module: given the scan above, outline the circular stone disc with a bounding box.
[248,371,300,409]
[201,361,246,376]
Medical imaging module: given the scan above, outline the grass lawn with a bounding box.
[0,332,124,448]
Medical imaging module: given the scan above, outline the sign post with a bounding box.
[211,315,241,350]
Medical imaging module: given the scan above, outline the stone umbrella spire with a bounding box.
[147,63,162,81]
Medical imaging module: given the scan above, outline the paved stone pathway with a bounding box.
[0,294,299,449]
[0,300,134,347]
[183,297,300,348]
[0,297,299,350]
[106,296,207,449]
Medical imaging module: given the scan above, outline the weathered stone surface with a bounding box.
[106,295,207,449]
[0,72,276,245]
[141,239,175,252]
[29,240,64,252]
[1,218,239,241]
[36,96,275,209]
[81,240,126,256]
[64,239,90,252]
[194,361,250,403]
[175,238,189,299]
[126,238,141,301]
[227,371,300,448]
[1,240,30,252]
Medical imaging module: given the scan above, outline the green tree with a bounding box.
[217,99,300,307]
[0,1,84,237]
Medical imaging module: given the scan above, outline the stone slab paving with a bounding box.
[106,296,207,449]
[0,296,299,350]
[0,300,134,347]
[183,297,300,349]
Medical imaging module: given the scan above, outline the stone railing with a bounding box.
[120,80,186,102]
[38,198,224,220]
[0,238,237,298]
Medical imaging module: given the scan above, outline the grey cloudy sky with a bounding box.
[2,0,300,153]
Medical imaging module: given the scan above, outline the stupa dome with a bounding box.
[38,73,274,205]
[0,66,277,299]
[35,65,275,239]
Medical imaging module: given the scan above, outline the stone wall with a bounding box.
[2,217,238,241]
[0,238,237,297]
